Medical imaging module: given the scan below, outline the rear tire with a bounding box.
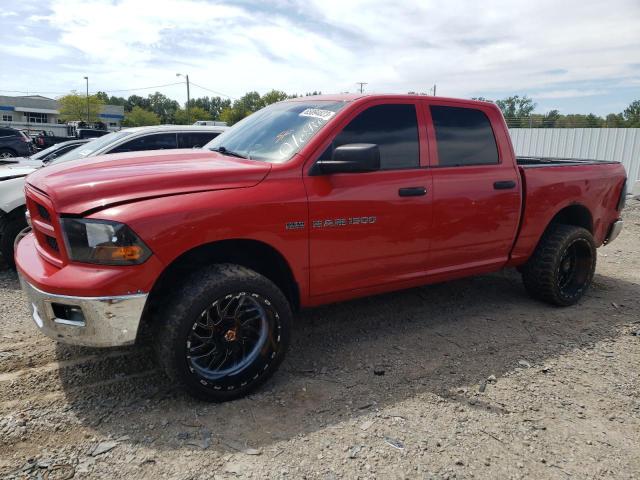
[521,224,596,306]
[0,207,27,269]
[153,264,292,402]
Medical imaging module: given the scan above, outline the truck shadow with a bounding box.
[55,268,638,454]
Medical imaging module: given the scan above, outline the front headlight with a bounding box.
[60,218,152,265]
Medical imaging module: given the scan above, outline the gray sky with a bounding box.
[1,0,638,115]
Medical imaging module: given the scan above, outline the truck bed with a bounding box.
[517,156,618,168]
[510,158,626,264]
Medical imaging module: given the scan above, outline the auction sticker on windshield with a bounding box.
[299,108,336,121]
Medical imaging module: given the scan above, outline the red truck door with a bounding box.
[304,101,432,297]
[424,101,521,274]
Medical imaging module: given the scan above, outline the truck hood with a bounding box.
[26,149,272,214]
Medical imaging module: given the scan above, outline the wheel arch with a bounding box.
[143,238,300,326]
[547,203,593,234]
[0,147,18,156]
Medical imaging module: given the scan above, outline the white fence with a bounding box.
[510,128,640,184]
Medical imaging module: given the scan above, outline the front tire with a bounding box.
[0,149,17,159]
[153,264,292,402]
[521,224,596,306]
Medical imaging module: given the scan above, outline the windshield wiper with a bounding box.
[210,146,248,159]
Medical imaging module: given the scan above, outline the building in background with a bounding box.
[0,95,124,135]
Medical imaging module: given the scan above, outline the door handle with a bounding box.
[398,186,427,197]
[493,180,516,190]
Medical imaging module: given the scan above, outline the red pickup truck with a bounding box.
[16,94,627,401]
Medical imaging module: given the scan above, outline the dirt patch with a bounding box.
[1,200,639,479]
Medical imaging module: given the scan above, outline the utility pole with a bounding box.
[84,76,89,123]
[433,84,437,96]
[176,73,191,124]
[356,82,367,94]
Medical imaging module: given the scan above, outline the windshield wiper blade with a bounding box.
[210,146,247,159]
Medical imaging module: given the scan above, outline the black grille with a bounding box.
[45,235,59,252]
[36,203,50,221]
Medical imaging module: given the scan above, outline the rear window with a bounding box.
[178,132,220,149]
[430,106,499,166]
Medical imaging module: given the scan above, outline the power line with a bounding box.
[0,88,70,95]
[0,81,186,97]
[189,82,235,99]
[101,82,184,93]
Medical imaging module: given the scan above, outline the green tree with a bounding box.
[94,91,110,103]
[148,91,180,124]
[219,106,248,126]
[605,113,626,127]
[261,89,291,106]
[122,106,160,127]
[623,100,640,127]
[58,91,105,122]
[174,106,211,124]
[585,113,604,127]
[495,95,536,127]
[238,91,263,112]
[189,96,232,120]
[125,95,151,112]
[107,95,127,107]
[542,109,561,128]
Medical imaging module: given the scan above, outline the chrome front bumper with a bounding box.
[19,276,148,347]
[604,219,624,246]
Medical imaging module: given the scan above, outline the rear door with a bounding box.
[424,101,521,273]
[304,101,432,297]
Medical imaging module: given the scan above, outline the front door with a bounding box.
[304,101,432,297]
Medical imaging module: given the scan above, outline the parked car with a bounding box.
[0,127,34,158]
[193,120,227,126]
[4,139,90,166]
[33,131,73,149]
[15,95,626,402]
[0,125,226,267]
[75,128,110,139]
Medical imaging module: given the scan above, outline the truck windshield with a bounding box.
[205,100,347,162]
[50,130,133,164]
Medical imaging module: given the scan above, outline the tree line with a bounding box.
[98,90,314,127]
[58,90,639,128]
[472,95,640,128]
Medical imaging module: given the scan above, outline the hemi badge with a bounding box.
[285,221,305,230]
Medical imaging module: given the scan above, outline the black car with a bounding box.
[0,127,34,158]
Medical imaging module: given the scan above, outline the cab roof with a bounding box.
[287,93,495,109]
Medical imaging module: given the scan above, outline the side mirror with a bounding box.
[313,143,380,175]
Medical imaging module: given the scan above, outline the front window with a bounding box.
[318,104,420,170]
[205,100,348,162]
[51,130,134,164]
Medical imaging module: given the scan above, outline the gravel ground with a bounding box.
[1,199,639,480]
